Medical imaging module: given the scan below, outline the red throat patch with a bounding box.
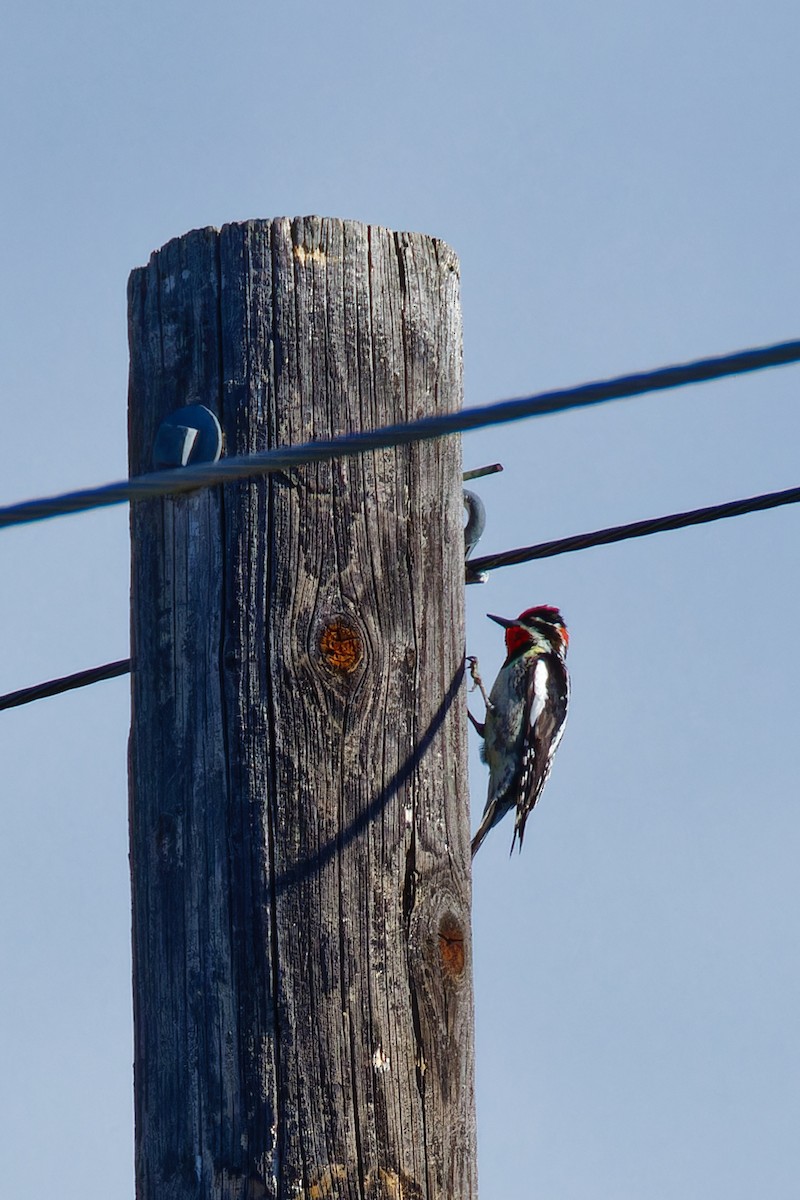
[504,625,532,656]
[504,619,568,656]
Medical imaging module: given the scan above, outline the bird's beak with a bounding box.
[487,613,516,629]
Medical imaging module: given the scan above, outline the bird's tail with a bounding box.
[470,805,497,857]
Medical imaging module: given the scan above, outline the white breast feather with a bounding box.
[529,659,549,733]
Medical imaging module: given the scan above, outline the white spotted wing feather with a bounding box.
[472,649,569,855]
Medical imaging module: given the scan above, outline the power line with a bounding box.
[7,478,800,711]
[0,659,131,712]
[466,481,800,579]
[2,336,800,531]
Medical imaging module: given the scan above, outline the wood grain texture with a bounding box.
[128,217,475,1200]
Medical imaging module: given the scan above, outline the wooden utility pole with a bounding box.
[127,217,475,1199]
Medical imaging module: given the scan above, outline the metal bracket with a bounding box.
[464,463,502,584]
[153,405,223,469]
[464,489,486,560]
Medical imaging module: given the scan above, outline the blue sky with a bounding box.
[2,2,800,1197]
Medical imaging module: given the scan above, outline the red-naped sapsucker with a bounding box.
[469,605,569,856]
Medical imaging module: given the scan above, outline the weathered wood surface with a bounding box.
[128,217,475,1200]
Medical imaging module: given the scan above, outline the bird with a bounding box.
[468,605,569,856]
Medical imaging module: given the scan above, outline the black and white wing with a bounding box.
[512,653,569,851]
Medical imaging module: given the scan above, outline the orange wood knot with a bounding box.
[294,1163,421,1198]
[438,914,465,979]
[366,1167,423,1199]
[319,619,363,674]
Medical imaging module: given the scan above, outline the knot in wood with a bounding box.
[438,913,465,979]
[365,1167,423,1199]
[319,618,363,675]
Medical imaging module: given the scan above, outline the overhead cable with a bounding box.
[1,336,800,531]
[466,482,800,579]
[0,659,131,712]
[7,479,800,711]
